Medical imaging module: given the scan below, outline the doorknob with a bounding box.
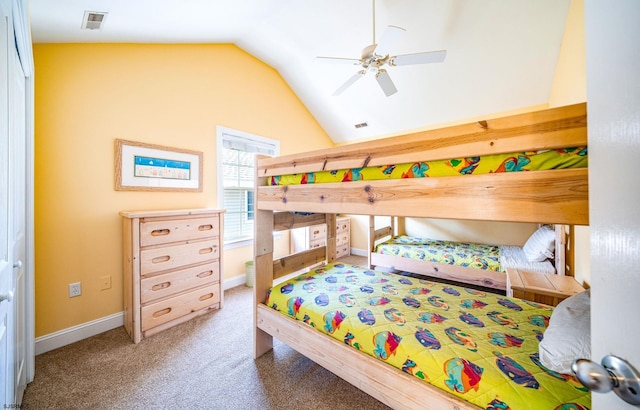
[0,290,13,303]
[13,260,22,269]
[572,355,640,405]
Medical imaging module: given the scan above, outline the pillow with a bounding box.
[538,289,591,374]
[522,225,556,262]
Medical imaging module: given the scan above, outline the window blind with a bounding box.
[218,130,278,244]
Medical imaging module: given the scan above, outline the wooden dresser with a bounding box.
[121,209,224,343]
[335,217,350,258]
[290,216,350,259]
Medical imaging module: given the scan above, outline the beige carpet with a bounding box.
[23,256,390,410]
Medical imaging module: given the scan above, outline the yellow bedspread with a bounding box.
[375,235,503,272]
[269,147,587,186]
[266,263,590,409]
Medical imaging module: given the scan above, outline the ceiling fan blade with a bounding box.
[332,70,366,96]
[390,50,447,66]
[315,56,361,65]
[374,25,406,57]
[375,69,397,97]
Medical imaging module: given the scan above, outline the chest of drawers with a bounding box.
[290,216,350,259]
[121,209,224,343]
[335,217,350,258]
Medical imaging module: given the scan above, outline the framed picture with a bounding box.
[115,139,203,192]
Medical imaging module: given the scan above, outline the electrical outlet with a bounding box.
[100,275,112,290]
[69,282,81,298]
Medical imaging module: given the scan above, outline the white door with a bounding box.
[0,1,15,405]
[10,23,27,404]
[585,1,640,409]
[0,0,27,405]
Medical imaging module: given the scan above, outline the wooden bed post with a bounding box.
[254,156,274,359]
[566,225,576,278]
[326,214,337,264]
[554,225,567,276]
[368,216,375,268]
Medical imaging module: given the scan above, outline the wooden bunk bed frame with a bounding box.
[368,216,571,291]
[253,103,588,409]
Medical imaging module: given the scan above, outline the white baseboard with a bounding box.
[35,312,124,355]
[224,274,247,290]
[35,279,248,355]
[350,247,367,257]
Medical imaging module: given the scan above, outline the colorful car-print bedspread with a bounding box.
[266,263,590,409]
[375,235,503,272]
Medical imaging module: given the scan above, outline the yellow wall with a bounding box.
[548,0,590,286]
[33,43,334,337]
[549,0,586,106]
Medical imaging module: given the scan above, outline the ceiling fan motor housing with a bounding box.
[361,44,389,71]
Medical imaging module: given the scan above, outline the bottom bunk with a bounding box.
[256,262,590,410]
[369,219,568,291]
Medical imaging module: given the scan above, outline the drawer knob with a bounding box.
[151,282,171,291]
[150,229,170,237]
[197,270,213,278]
[198,224,213,231]
[151,255,171,264]
[152,307,172,318]
[199,293,214,301]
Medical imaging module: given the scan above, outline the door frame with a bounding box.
[9,0,34,385]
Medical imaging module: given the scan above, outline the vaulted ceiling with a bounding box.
[29,0,571,143]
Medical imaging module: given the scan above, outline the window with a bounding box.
[217,127,279,246]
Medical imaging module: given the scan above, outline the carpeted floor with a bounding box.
[23,256,390,410]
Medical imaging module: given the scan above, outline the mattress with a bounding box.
[269,147,588,186]
[374,236,555,275]
[266,263,590,409]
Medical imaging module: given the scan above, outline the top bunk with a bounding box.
[255,103,588,226]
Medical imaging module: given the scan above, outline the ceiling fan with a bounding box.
[316,0,447,97]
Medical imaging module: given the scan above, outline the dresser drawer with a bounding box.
[141,283,221,332]
[336,219,349,234]
[140,238,219,275]
[140,263,219,304]
[308,225,326,241]
[140,216,219,247]
[309,238,325,249]
[336,232,349,246]
[336,244,350,258]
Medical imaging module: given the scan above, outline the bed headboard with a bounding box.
[256,103,588,226]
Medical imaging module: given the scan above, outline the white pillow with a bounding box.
[539,289,591,374]
[522,225,556,262]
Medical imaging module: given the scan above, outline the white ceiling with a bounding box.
[29,0,571,143]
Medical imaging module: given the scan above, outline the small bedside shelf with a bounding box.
[506,268,585,306]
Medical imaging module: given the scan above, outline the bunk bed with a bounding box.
[253,103,589,409]
[368,218,570,291]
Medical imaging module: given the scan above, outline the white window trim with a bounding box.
[216,126,279,249]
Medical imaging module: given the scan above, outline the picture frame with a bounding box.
[115,139,203,192]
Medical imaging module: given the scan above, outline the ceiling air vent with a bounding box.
[354,122,368,129]
[81,11,108,30]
